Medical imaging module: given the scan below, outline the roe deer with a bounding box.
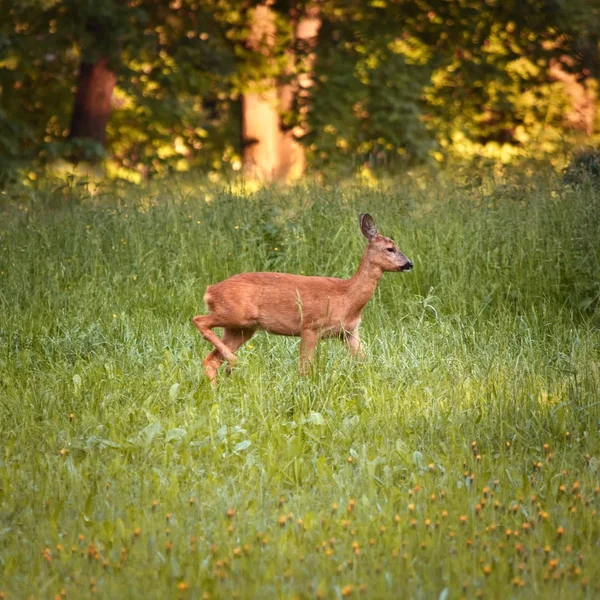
[192,213,413,384]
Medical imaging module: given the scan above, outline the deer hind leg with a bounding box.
[192,315,238,363]
[299,328,319,375]
[222,328,255,375]
[202,328,255,386]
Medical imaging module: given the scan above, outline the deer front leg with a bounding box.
[344,329,366,360]
[299,329,318,375]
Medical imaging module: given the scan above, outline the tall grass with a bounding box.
[0,173,599,598]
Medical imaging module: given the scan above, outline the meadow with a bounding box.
[0,171,599,599]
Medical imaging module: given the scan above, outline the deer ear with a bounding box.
[359,213,378,240]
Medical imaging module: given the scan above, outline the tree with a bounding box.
[240,2,321,181]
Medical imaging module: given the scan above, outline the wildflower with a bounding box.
[515,543,524,555]
[177,582,189,592]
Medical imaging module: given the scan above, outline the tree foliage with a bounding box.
[0,0,598,181]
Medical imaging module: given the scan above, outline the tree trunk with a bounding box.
[549,57,596,136]
[277,5,321,181]
[68,57,116,149]
[241,87,281,180]
[241,4,280,180]
[241,2,321,181]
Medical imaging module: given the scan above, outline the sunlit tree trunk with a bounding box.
[68,57,116,149]
[241,2,321,181]
[241,3,280,180]
[549,57,596,136]
[241,87,281,180]
[277,4,321,181]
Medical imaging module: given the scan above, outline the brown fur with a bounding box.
[192,214,412,385]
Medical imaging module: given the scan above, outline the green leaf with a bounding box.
[233,440,251,453]
[169,382,180,401]
[413,450,425,469]
[166,428,186,442]
[137,421,162,446]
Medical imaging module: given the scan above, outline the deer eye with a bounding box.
[386,247,395,253]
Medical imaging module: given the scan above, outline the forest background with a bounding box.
[1,0,599,184]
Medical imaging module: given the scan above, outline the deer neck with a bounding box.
[347,250,383,313]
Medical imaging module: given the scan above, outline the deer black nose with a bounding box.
[400,260,413,272]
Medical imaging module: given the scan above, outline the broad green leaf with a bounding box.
[166,428,186,442]
[233,440,251,453]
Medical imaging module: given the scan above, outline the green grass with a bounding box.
[0,173,599,599]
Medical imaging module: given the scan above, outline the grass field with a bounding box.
[0,172,599,599]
